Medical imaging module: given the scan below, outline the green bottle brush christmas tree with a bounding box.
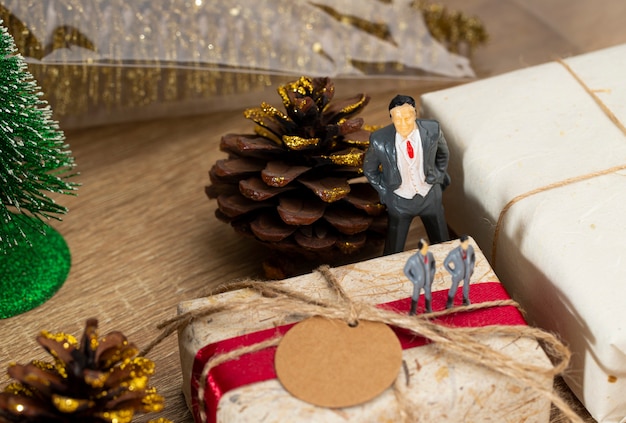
[0,21,77,318]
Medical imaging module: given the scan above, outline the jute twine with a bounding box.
[491,58,626,266]
[143,265,582,422]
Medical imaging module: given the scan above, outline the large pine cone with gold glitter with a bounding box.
[0,319,169,423]
[206,76,386,270]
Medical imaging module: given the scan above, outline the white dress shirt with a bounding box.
[393,128,432,199]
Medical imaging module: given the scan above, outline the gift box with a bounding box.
[177,238,556,422]
[421,44,626,422]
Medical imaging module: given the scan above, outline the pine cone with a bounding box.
[0,319,169,423]
[206,76,386,272]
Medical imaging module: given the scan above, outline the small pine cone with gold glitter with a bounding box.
[206,76,386,274]
[0,319,170,423]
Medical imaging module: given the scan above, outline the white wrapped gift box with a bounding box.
[421,43,626,422]
[177,238,553,422]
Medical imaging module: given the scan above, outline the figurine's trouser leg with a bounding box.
[446,296,454,309]
[384,214,412,255]
[462,277,471,305]
[419,185,450,244]
[424,283,433,312]
[383,185,449,255]
[447,279,460,308]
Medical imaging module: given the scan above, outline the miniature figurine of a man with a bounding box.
[363,94,450,255]
[404,238,436,315]
[443,235,475,308]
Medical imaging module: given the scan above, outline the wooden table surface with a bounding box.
[3,1,626,421]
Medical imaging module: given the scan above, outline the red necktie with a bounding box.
[406,140,414,159]
[424,256,428,264]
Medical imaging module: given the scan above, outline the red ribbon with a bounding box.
[190,282,525,423]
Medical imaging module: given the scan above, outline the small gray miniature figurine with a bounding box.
[443,235,475,308]
[363,94,450,255]
[404,238,436,315]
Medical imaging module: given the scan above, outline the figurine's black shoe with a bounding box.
[409,299,417,316]
[446,297,454,309]
[463,297,471,306]
[425,299,432,313]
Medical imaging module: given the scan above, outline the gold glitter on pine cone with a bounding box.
[206,76,386,265]
[0,319,170,423]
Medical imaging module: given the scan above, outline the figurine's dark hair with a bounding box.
[417,238,429,250]
[388,95,416,114]
[459,234,469,242]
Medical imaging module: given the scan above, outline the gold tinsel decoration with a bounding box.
[0,319,170,423]
[416,1,489,54]
[0,1,486,126]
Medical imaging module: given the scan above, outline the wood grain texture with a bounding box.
[2,1,626,421]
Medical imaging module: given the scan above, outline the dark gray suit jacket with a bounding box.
[363,119,450,207]
[443,245,475,285]
[404,251,436,301]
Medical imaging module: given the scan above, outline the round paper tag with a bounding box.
[274,316,403,408]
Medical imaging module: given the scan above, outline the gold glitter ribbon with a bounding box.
[0,1,485,126]
[491,59,626,266]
